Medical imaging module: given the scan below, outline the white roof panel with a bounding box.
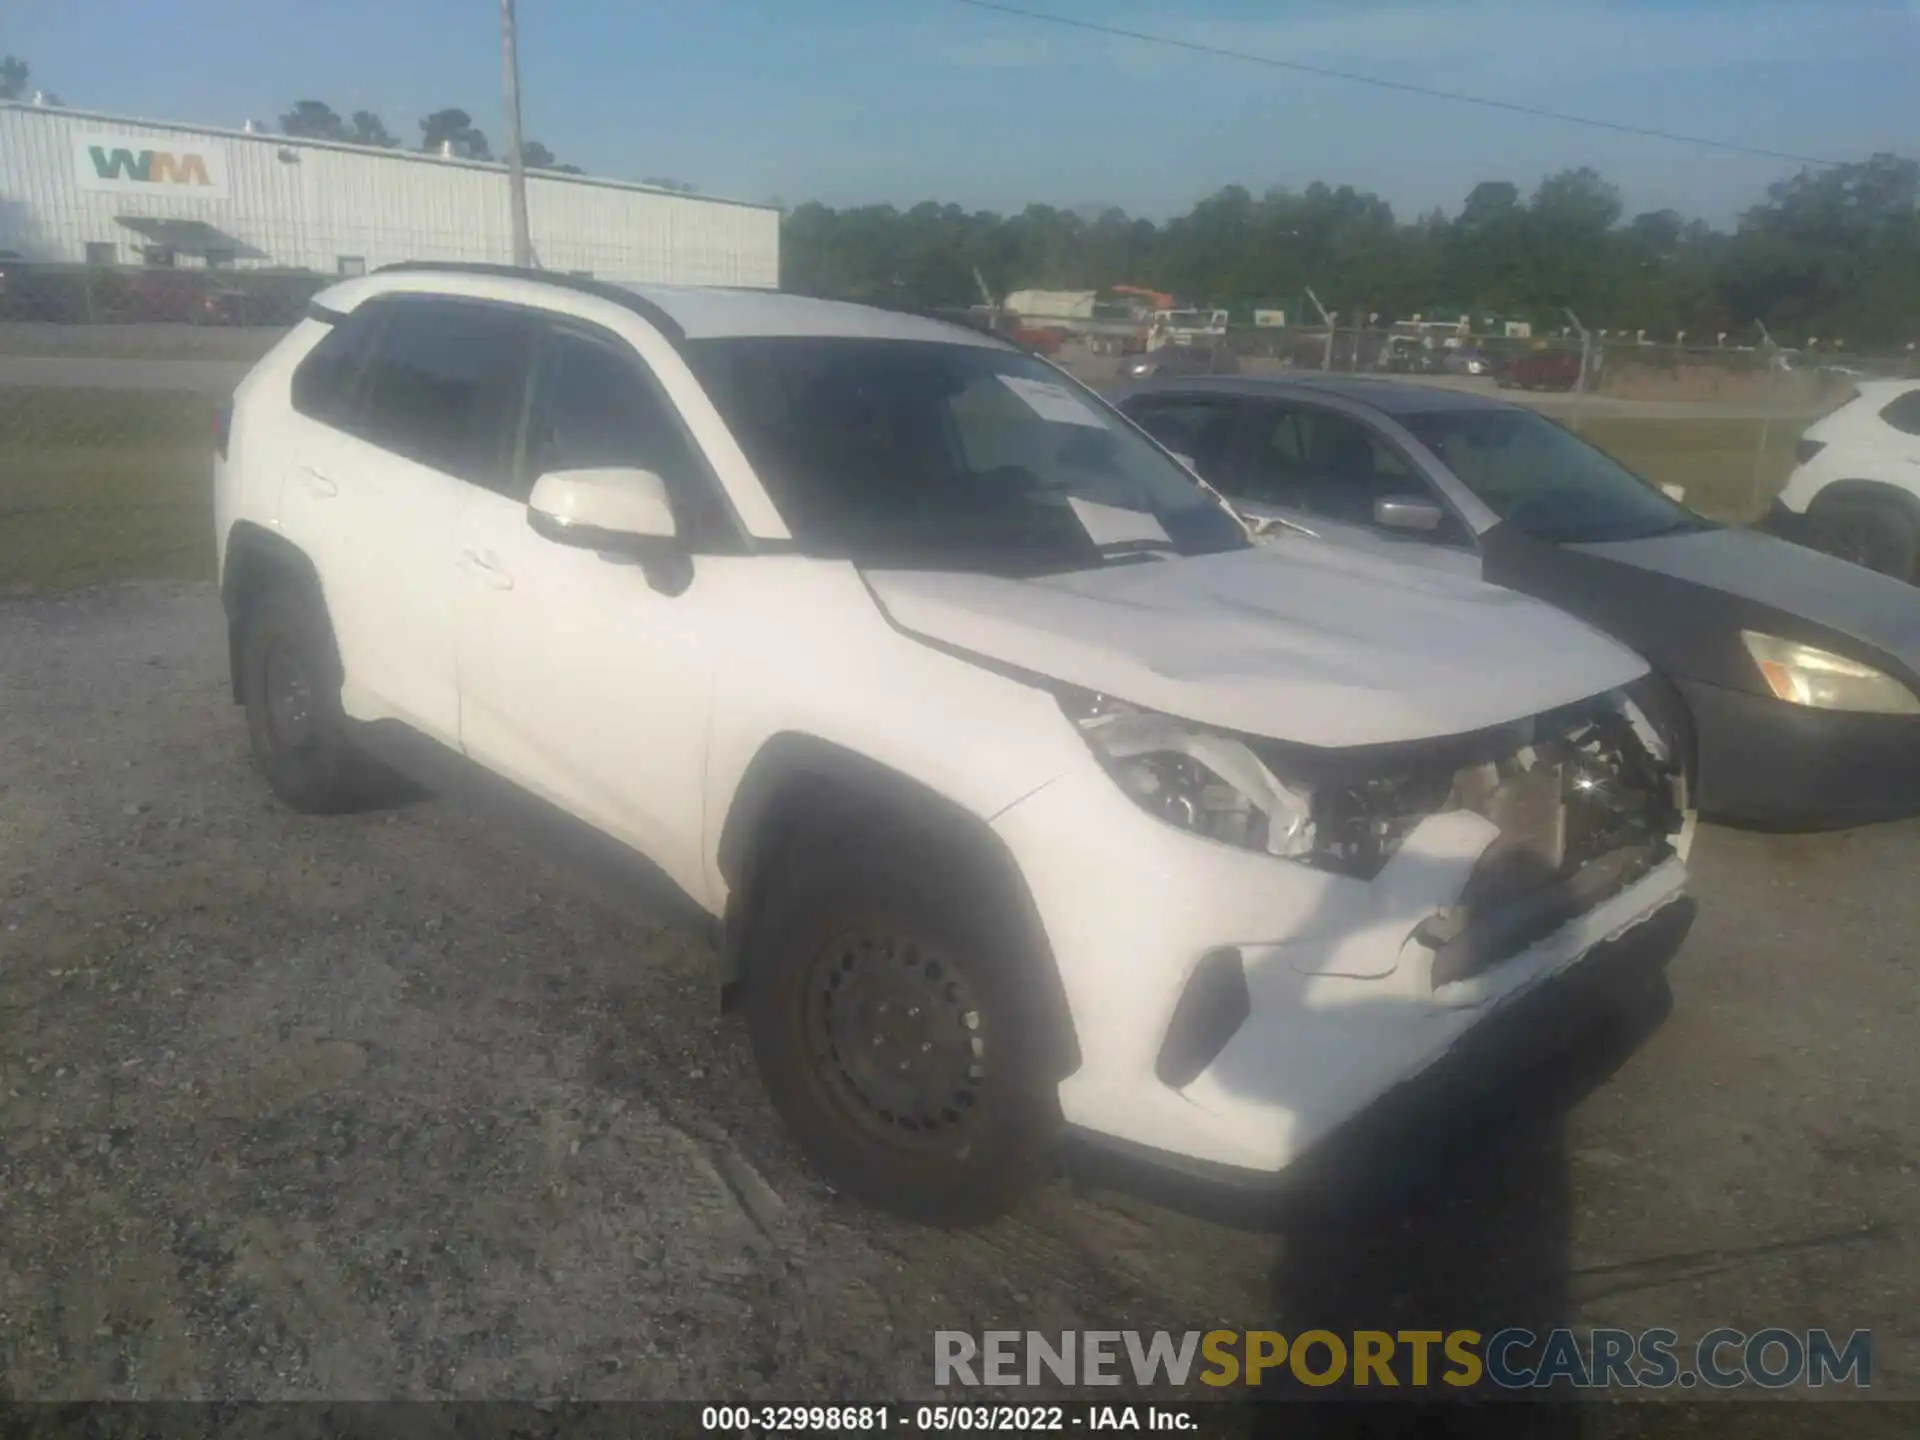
[618,284,1004,346]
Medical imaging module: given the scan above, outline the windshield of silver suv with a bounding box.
[685,336,1249,574]
[1402,406,1714,545]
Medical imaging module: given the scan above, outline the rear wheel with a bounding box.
[1804,496,1919,581]
[240,583,380,812]
[743,827,1062,1225]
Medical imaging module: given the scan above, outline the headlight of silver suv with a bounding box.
[1059,692,1317,858]
[1740,632,1920,716]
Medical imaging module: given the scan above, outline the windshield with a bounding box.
[684,336,1247,574]
[1402,407,1712,544]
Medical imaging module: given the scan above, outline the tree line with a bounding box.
[278,100,703,193]
[0,53,58,105]
[275,99,589,176]
[7,51,1911,345]
[3,58,702,191]
[782,156,1920,351]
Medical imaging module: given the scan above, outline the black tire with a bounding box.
[239,582,377,813]
[743,825,1063,1225]
[1804,496,1919,581]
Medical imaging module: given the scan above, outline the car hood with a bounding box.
[1572,526,1920,675]
[865,543,1648,747]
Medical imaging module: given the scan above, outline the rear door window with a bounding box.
[1122,396,1245,479]
[289,305,383,427]
[1237,403,1425,524]
[347,298,532,487]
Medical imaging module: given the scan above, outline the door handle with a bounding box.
[457,548,515,590]
[291,464,338,497]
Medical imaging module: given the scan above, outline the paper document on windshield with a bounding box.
[1068,496,1172,550]
[999,374,1108,427]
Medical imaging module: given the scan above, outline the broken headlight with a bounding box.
[1059,692,1317,858]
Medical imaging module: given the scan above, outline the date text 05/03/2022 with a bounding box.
[700,1404,1197,1432]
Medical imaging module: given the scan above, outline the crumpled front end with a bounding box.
[994,680,1695,1176]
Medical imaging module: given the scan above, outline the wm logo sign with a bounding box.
[88,147,215,186]
[75,133,230,197]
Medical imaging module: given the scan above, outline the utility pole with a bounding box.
[1753,319,1779,511]
[1305,288,1334,372]
[501,0,533,267]
[1563,306,1591,433]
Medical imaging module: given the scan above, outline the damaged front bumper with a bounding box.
[1172,849,1690,1174]
[995,757,1694,1177]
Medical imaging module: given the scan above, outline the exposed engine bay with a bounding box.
[1064,678,1687,917]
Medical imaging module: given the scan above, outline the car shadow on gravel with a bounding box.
[1062,912,1681,1421]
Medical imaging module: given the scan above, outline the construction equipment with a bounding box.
[1110,284,1175,311]
[1086,284,1177,355]
[1150,307,1231,350]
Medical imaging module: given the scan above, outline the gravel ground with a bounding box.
[1,584,1915,1406]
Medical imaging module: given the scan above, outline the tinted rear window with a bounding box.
[351,300,531,484]
[289,307,381,426]
[1880,389,1920,436]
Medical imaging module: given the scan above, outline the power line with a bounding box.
[950,0,1844,168]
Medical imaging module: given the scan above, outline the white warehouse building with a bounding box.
[0,100,780,286]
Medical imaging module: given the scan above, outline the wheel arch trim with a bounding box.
[221,522,324,703]
[714,731,1082,1080]
[1804,477,1920,519]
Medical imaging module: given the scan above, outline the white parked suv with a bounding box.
[214,263,1696,1224]
[1771,380,1920,581]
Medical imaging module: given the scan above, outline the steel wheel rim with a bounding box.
[801,928,988,1152]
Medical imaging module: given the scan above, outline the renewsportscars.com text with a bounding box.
[934,1327,1871,1391]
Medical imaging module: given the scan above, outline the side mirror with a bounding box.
[1661,484,1687,502]
[1374,496,1446,533]
[527,467,677,551]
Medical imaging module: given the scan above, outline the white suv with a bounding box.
[1772,380,1920,581]
[214,264,1696,1224]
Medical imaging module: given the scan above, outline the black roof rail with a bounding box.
[371,261,686,342]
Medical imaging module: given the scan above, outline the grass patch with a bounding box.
[0,388,215,593]
[0,321,287,363]
[1575,416,1804,523]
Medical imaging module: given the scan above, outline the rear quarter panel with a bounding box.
[214,318,331,584]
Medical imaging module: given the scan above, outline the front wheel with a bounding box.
[1803,497,1918,581]
[743,830,1063,1225]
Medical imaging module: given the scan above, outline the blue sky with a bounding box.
[8,0,1916,224]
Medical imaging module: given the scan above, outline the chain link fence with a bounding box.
[1044,317,1908,522]
[0,261,310,593]
[5,256,1915,592]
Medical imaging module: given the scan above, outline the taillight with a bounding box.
[1794,438,1824,464]
[214,399,232,460]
